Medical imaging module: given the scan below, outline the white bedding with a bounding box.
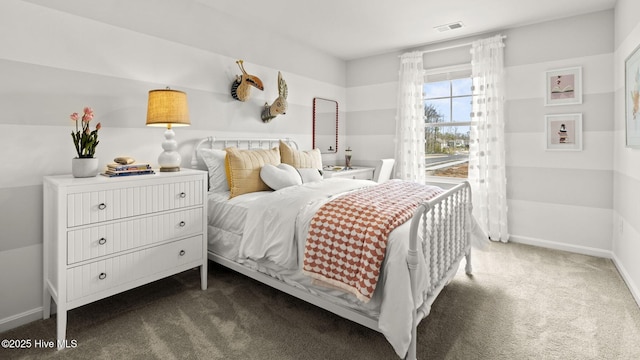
[206,190,271,259]
[207,178,434,357]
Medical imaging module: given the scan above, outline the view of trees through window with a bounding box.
[424,77,472,178]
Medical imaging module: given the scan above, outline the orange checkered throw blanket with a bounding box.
[302,180,443,302]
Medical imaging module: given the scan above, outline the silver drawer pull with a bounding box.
[179,250,186,256]
[179,192,186,198]
[99,273,107,280]
[98,238,107,245]
[179,221,186,227]
[98,203,107,210]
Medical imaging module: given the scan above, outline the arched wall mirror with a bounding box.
[312,97,338,154]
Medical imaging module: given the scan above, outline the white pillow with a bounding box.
[296,168,323,183]
[260,163,302,190]
[198,148,229,192]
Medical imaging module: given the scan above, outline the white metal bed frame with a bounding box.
[191,137,473,360]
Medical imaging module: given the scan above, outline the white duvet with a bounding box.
[230,178,433,357]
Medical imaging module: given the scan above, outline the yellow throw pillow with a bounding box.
[225,147,281,198]
[279,140,322,170]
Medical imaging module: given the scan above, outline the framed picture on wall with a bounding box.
[625,43,640,148]
[545,113,582,151]
[544,67,582,106]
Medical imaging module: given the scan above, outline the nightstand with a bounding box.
[322,167,375,180]
[42,169,208,350]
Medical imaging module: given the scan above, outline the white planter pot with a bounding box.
[72,157,99,178]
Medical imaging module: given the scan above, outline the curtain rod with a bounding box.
[401,35,507,56]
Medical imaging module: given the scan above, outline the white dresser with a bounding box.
[322,167,375,180]
[42,169,208,349]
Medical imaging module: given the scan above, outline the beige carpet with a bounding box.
[2,242,640,360]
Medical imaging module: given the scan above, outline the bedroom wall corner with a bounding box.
[612,0,640,308]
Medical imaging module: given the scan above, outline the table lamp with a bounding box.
[146,88,190,172]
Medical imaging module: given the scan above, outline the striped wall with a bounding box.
[503,11,614,255]
[346,10,615,256]
[0,0,346,331]
[613,0,640,305]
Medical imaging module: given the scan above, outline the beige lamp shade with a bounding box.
[146,88,190,127]
[146,88,190,172]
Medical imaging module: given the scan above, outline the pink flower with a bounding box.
[70,106,101,158]
[81,107,94,122]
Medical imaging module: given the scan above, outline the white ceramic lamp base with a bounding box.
[158,128,181,172]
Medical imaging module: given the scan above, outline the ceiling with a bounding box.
[197,0,617,60]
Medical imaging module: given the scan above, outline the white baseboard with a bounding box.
[0,307,43,333]
[611,253,640,309]
[509,235,613,259]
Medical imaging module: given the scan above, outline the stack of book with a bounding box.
[101,163,155,177]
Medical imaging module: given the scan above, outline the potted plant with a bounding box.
[70,107,101,177]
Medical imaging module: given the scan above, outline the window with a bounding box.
[423,66,472,179]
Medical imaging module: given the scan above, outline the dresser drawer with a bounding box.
[66,235,203,301]
[324,168,374,180]
[67,208,203,264]
[66,179,204,227]
[349,170,374,180]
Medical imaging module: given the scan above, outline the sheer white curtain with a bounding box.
[394,52,426,183]
[468,35,509,242]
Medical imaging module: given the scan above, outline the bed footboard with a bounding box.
[406,181,472,360]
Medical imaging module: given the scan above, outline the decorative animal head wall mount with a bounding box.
[230,60,263,102]
[261,71,288,123]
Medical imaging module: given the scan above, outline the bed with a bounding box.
[191,137,474,360]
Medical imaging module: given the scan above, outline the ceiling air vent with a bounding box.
[434,21,464,33]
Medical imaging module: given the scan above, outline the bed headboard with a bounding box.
[190,137,299,169]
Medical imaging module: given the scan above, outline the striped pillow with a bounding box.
[279,140,322,170]
[225,147,280,198]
